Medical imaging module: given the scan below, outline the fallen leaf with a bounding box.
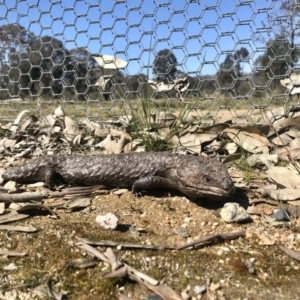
[2,263,18,271]
[179,133,201,153]
[224,128,270,154]
[0,225,37,232]
[247,154,278,167]
[0,212,29,224]
[65,198,91,210]
[93,54,127,69]
[63,116,83,143]
[268,167,300,189]
[264,188,300,201]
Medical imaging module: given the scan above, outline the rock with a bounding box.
[174,228,190,238]
[4,181,18,192]
[273,209,290,221]
[95,212,119,230]
[220,202,252,223]
[194,285,206,294]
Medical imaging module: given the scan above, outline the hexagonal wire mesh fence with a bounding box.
[0,0,299,124]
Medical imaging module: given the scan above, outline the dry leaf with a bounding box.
[270,133,293,146]
[96,133,127,154]
[223,142,238,154]
[34,285,69,300]
[0,138,16,153]
[0,202,4,215]
[263,188,300,201]
[247,154,278,167]
[93,55,127,69]
[201,123,230,133]
[39,115,56,133]
[3,263,18,271]
[0,249,27,256]
[179,134,201,153]
[0,225,37,232]
[224,128,270,154]
[0,212,29,224]
[268,166,300,188]
[273,147,300,161]
[17,204,57,218]
[65,198,91,210]
[54,106,65,118]
[273,115,300,131]
[63,116,83,142]
[150,112,177,128]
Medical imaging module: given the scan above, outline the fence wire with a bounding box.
[0,0,299,123]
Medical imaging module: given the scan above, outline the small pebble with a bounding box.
[220,202,252,223]
[194,285,206,295]
[273,209,290,221]
[95,212,119,230]
[174,228,190,238]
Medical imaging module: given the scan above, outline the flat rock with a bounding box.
[220,202,252,223]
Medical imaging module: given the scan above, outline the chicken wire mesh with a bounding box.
[0,0,299,123]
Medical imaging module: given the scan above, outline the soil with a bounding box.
[0,180,299,300]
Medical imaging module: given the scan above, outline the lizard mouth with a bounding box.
[182,184,236,199]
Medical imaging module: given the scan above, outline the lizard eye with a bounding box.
[204,176,211,182]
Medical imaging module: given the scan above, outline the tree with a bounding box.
[254,38,300,89]
[152,49,178,83]
[217,47,249,91]
[260,1,300,71]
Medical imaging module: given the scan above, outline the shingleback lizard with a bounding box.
[2,152,235,199]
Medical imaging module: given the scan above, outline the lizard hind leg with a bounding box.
[132,176,179,196]
[43,167,61,190]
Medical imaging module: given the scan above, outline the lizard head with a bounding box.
[176,156,235,199]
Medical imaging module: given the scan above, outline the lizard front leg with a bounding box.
[132,176,179,196]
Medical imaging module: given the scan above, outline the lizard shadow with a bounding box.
[140,187,249,211]
[189,187,249,211]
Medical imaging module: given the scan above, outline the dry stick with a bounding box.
[49,185,109,199]
[76,237,176,251]
[0,225,37,232]
[176,231,245,250]
[278,245,300,262]
[0,250,27,257]
[262,109,300,174]
[0,185,109,203]
[0,192,45,203]
[77,231,245,252]
[81,246,184,300]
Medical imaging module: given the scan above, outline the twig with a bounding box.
[0,225,37,232]
[0,250,27,257]
[77,231,246,252]
[0,185,109,203]
[0,192,45,203]
[78,244,184,300]
[76,237,176,251]
[176,231,245,250]
[278,245,300,262]
[50,185,109,199]
[249,198,284,206]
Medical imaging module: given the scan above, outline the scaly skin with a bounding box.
[2,152,235,199]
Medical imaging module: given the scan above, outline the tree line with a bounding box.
[0,1,299,102]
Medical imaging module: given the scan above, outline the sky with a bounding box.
[0,0,285,77]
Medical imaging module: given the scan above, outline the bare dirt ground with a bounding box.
[0,108,300,300]
[0,183,299,300]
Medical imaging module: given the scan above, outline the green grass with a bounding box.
[0,92,292,124]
